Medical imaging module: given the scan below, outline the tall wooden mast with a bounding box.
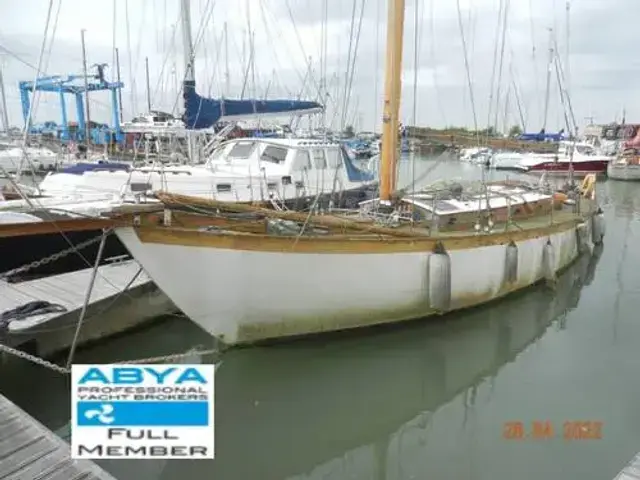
[379,0,406,201]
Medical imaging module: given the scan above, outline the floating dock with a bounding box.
[0,392,117,479]
[613,453,640,480]
[1,259,175,357]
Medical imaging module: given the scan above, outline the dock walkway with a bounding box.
[0,260,150,332]
[0,393,116,479]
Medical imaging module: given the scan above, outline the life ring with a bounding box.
[580,174,596,199]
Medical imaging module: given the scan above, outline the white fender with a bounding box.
[542,239,556,284]
[503,241,518,285]
[592,209,605,245]
[427,242,452,312]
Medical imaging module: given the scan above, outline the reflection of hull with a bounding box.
[161,248,600,480]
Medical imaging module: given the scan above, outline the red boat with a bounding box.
[519,142,611,176]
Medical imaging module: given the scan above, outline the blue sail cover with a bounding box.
[518,131,566,142]
[182,80,323,129]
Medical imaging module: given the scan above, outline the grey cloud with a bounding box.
[4,0,640,132]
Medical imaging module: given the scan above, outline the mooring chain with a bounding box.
[113,348,220,365]
[0,342,70,374]
[0,342,219,375]
[0,234,107,280]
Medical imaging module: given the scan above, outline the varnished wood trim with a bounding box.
[0,217,117,238]
[132,216,585,254]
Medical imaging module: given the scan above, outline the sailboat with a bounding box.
[0,0,371,280]
[111,0,606,346]
[30,0,375,209]
[607,127,640,181]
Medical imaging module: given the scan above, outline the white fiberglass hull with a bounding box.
[115,214,601,346]
[38,169,373,206]
[0,148,59,173]
[490,152,528,171]
[607,163,640,181]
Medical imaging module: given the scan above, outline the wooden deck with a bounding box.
[0,393,117,480]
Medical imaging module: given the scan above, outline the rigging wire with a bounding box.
[283,0,327,107]
[130,0,149,112]
[124,0,135,114]
[112,0,117,87]
[321,0,328,129]
[486,0,503,137]
[428,0,447,125]
[373,0,381,131]
[150,22,179,105]
[341,0,367,132]
[492,0,510,134]
[34,0,62,125]
[15,0,56,189]
[455,0,479,141]
[340,0,359,131]
[409,0,421,218]
[257,0,294,97]
[509,60,527,131]
[528,0,540,126]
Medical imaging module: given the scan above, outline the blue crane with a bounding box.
[19,64,124,143]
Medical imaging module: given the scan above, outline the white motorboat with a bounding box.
[459,147,493,165]
[0,144,60,174]
[35,137,377,209]
[491,142,611,175]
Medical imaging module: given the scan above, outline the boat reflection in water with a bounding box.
[133,246,600,480]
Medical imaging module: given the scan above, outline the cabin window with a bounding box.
[292,150,312,171]
[228,142,256,159]
[216,183,232,193]
[260,145,288,164]
[312,149,327,169]
[326,149,341,168]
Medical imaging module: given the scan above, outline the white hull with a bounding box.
[115,214,600,346]
[0,147,59,173]
[607,163,640,181]
[37,138,376,207]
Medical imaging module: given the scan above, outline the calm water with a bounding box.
[2,157,639,479]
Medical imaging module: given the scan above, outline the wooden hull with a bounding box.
[114,209,602,346]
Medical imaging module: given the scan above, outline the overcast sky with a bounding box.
[0,0,636,133]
